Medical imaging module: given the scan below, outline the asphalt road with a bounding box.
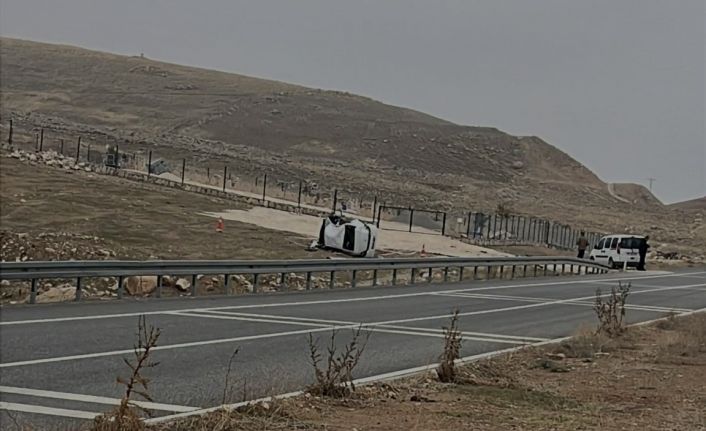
[1,268,705,430]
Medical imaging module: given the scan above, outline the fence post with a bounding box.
[7,119,12,148]
[222,165,227,191]
[60,139,64,155]
[87,143,91,162]
[297,181,302,209]
[75,136,81,162]
[262,173,267,201]
[181,159,186,185]
[332,189,338,212]
[409,208,415,232]
[115,144,119,168]
[207,167,210,181]
[39,128,44,151]
[372,195,377,223]
[147,150,152,176]
[441,212,447,236]
[376,204,383,228]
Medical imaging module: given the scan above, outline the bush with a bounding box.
[437,309,463,383]
[306,326,370,397]
[593,282,630,337]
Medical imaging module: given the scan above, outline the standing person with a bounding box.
[638,235,651,271]
[576,231,589,258]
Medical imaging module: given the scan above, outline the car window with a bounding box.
[610,238,619,249]
[596,238,605,249]
[619,237,641,249]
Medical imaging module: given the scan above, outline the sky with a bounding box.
[1,0,704,203]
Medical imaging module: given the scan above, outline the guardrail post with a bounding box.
[392,268,398,285]
[523,265,527,277]
[75,277,82,301]
[543,265,548,277]
[534,265,538,277]
[459,267,464,282]
[280,273,287,290]
[351,270,357,288]
[191,274,197,296]
[117,276,124,299]
[411,268,417,284]
[473,266,478,280]
[570,264,574,274]
[224,274,230,295]
[30,279,37,304]
[511,265,515,279]
[329,271,335,289]
[561,264,566,275]
[253,273,259,293]
[156,275,162,298]
[306,272,312,290]
[372,269,378,286]
[499,265,504,278]
[427,268,433,283]
[443,267,449,282]
[487,265,492,280]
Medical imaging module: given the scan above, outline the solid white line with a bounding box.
[0,401,100,420]
[175,311,527,344]
[4,271,703,327]
[432,292,692,313]
[212,311,546,342]
[0,385,198,412]
[145,307,706,425]
[2,282,702,368]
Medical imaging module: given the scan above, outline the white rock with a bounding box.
[122,276,158,296]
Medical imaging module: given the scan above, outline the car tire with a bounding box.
[608,258,616,269]
[589,256,595,261]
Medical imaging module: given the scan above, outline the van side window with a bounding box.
[596,238,605,249]
[610,237,619,249]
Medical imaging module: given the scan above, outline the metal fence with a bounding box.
[3,120,605,251]
[0,256,611,304]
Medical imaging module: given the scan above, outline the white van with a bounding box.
[589,234,645,269]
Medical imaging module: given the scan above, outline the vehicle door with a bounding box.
[592,237,607,262]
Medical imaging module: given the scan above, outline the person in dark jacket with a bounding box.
[637,236,650,271]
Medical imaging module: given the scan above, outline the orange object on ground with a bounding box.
[216,217,224,233]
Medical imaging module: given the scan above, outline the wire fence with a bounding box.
[3,120,604,252]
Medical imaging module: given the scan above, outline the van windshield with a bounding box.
[619,237,643,249]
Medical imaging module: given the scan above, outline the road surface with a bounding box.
[1,268,705,429]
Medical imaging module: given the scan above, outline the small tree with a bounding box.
[437,309,463,382]
[593,282,631,337]
[92,315,161,431]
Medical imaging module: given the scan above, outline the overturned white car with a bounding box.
[316,214,378,257]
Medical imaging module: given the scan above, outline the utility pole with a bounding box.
[647,177,656,192]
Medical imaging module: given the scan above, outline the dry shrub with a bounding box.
[150,402,308,431]
[306,325,371,397]
[92,315,161,431]
[555,325,612,359]
[437,309,462,383]
[593,282,630,337]
[460,354,518,388]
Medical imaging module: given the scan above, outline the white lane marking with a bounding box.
[1,283,703,369]
[4,271,703,327]
[0,401,99,419]
[147,307,706,425]
[0,385,198,412]
[173,310,529,344]
[210,310,544,343]
[432,292,692,313]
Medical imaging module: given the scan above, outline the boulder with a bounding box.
[175,278,191,292]
[123,276,158,296]
[36,285,77,303]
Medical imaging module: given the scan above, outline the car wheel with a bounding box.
[608,258,615,269]
[589,256,595,261]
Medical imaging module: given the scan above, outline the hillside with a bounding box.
[669,196,706,212]
[0,37,703,254]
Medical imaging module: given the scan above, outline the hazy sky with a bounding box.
[1,0,704,203]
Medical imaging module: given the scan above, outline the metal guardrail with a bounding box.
[0,257,610,304]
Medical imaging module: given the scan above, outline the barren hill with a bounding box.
[1,37,702,254]
[669,196,706,212]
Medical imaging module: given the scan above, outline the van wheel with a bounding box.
[589,256,595,261]
[608,258,616,269]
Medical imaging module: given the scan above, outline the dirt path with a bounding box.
[201,207,509,257]
[607,182,631,203]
